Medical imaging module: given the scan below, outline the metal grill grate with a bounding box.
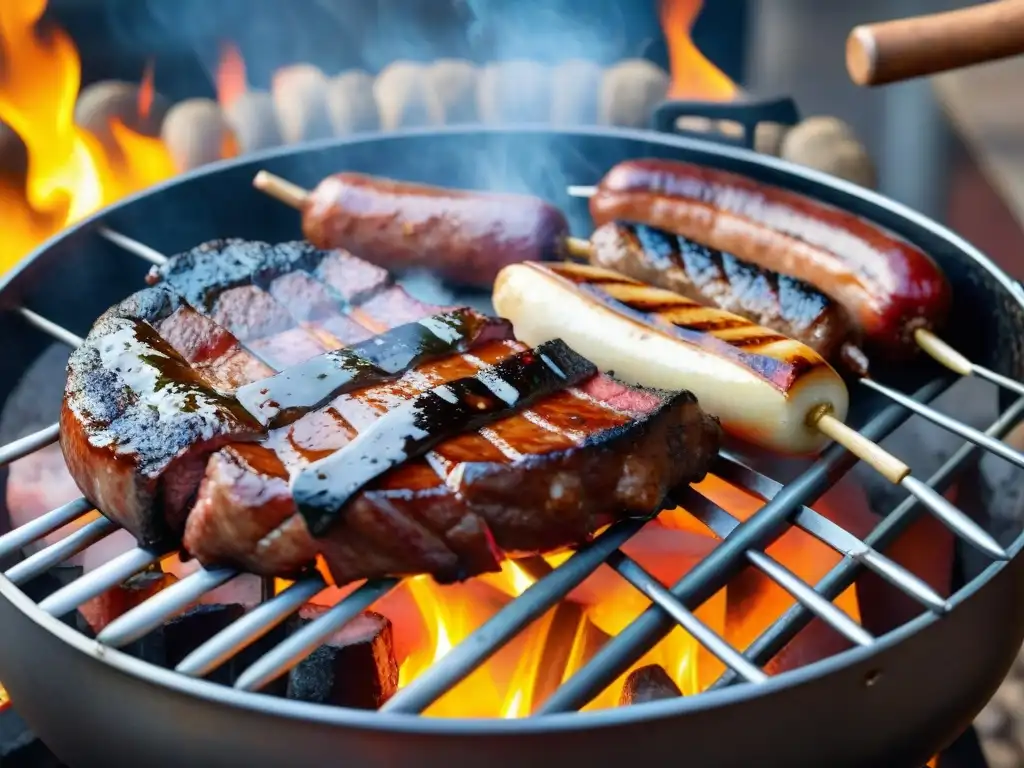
[0,224,1021,719]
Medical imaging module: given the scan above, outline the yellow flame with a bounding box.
[0,0,175,271]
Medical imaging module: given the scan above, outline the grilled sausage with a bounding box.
[494,261,849,455]
[589,220,870,376]
[589,159,952,359]
[301,173,570,287]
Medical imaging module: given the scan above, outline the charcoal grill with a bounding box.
[2,122,1024,768]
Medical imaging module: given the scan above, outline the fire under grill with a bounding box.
[0,222,1022,715]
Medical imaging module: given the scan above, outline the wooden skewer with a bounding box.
[249,168,1013,556]
[254,170,309,209]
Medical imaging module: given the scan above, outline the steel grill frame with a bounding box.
[1,126,1024,768]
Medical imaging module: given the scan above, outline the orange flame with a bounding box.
[393,473,866,717]
[138,58,155,120]
[0,0,174,272]
[215,41,247,111]
[660,0,739,100]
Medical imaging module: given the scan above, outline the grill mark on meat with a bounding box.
[541,262,826,395]
[590,221,856,365]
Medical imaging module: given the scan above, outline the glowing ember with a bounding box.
[138,58,156,120]
[659,0,739,100]
[0,0,174,271]
[215,41,248,111]
[0,681,8,711]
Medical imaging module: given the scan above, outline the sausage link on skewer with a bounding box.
[259,171,570,288]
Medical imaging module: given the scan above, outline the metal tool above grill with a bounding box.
[1,122,1024,768]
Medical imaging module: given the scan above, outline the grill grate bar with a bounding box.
[381,519,645,714]
[712,455,949,612]
[606,549,770,682]
[536,375,954,715]
[4,517,116,586]
[176,577,327,678]
[0,497,92,561]
[234,578,400,693]
[675,486,875,646]
[97,226,168,266]
[37,547,163,617]
[96,567,240,648]
[899,474,1006,558]
[16,307,83,348]
[861,377,1024,472]
[709,394,1024,690]
[0,423,60,469]
[973,364,1024,398]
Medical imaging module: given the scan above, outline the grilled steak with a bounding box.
[62,239,721,584]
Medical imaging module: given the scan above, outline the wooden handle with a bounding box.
[914,328,974,377]
[808,405,911,484]
[253,170,309,209]
[847,0,1024,86]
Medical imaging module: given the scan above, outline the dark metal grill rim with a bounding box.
[0,126,1022,729]
[1,564,1004,734]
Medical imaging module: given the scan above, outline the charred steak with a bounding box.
[61,239,721,584]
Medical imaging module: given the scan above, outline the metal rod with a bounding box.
[4,518,116,585]
[973,364,1024,399]
[746,550,874,646]
[96,227,168,266]
[712,455,948,613]
[674,486,875,647]
[234,578,399,693]
[176,577,327,678]
[536,375,953,715]
[861,377,1024,472]
[0,496,92,561]
[16,307,84,348]
[0,422,60,468]
[710,394,1024,690]
[898,474,1006,559]
[382,519,646,714]
[97,567,239,648]
[606,550,769,683]
[37,547,163,617]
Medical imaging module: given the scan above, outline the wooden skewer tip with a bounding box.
[914,328,973,377]
[808,404,910,484]
[563,237,593,261]
[253,170,309,210]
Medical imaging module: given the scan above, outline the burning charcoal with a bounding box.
[223,90,282,154]
[425,59,479,125]
[161,98,235,172]
[74,79,169,161]
[272,64,333,144]
[77,566,178,636]
[286,606,398,709]
[550,59,603,126]
[599,59,669,129]
[373,61,443,131]
[531,606,609,708]
[619,664,682,706]
[780,117,877,189]
[477,60,552,124]
[325,70,380,135]
[0,118,27,178]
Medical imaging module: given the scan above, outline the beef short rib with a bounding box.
[62,239,721,584]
